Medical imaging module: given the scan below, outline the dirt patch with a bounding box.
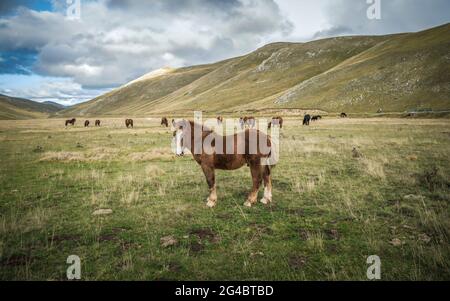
[247,223,273,235]
[298,229,309,241]
[189,241,204,254]
[189,228,221,243]
[323,229,340,240]
[168,262,183,273]
[49,234,81,244]
[1,254,32,267]
[98,234,117,242]
[288,255,307,270]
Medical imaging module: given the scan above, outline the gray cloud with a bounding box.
[0,0,293,89]
[314,0,450,39]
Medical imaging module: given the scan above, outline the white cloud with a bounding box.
[0,0,293,89]
[0,74,109,105]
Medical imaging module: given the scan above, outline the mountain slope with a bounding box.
[63,23,450,116]
[0,94,65,120]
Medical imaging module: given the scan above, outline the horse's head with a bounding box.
[172,120,191,156]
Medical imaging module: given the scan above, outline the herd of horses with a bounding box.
[64,113,348,129]
[63,112,348,208]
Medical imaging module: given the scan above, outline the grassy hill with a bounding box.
[0,94,66,120]
[62,23,450,116]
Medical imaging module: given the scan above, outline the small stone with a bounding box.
[403,194,424,202]
[160,235,177,248]
[418,234,431,244]
[390,238,403,247]
[352,147,363,158]
[250,251,264,257]
[92,209,113,216]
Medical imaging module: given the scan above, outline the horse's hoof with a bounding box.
[243,201,253,207]
[260,197,271,205]
[206,200,217,208]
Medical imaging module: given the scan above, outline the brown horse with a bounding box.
[95,120,101,127]
[161,117,169,127]
[239,117,245,129]
[217,116,223,125]
[173,120,276,208]
[65,118,76,126]
[243,116,256,128]
[340,113,348,118]
[84,120,90,127]
[268,116,283,129]
[125,119,134,128]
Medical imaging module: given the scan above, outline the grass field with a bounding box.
[0,117,449,280]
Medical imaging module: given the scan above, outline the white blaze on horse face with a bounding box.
[174,130,185,156]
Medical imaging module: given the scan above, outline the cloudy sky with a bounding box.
[0,0,449,105]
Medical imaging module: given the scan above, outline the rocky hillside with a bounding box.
[62,23,450,116]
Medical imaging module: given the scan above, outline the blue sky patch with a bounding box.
[0,49,38,75]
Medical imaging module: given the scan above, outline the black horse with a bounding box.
[340,113,348,118]
[65,118,76,126]
[303,115,311,126]
[311,115,322,121]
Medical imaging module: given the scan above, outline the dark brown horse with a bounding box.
[95,120,101,127]
[173,120,276,208]
[65,118,76,126]
[268,116,283,129]
[84,120,90,127]
[243,116,256,128]
[239,117,245,129]
[161,117,169,127]
[311,115,322,121]
[125,119,134,128]
[340,113,348,118]
[303,114,311,126]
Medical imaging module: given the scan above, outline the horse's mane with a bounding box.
[186,120,213,134]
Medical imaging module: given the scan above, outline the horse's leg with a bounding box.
[201,164,217,208]
[244,163,262,207]
[260,165,272,205]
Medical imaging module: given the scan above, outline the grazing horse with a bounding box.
[244,116,256,128]
[125,119,134,128]
[161,117,169,127]
[268,117,283,129]
[303,114,311,126]
[311,115,322,121]
[173,120,275,208]
[84,120,90,127]
[340,113,348,118]
[95,120,101,127]
[65,118,76,126]
[239,117,245,130]
[217,116,223,125]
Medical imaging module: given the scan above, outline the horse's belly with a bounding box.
[214,154,246,170]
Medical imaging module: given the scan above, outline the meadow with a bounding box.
[0,117,449,280]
